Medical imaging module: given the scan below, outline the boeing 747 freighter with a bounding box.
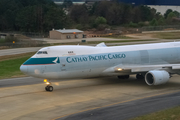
[20,42,180,91]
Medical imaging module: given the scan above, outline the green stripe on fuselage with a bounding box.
[23,57,59,65]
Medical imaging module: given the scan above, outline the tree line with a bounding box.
[0,0,180,33]
[0,0,69,33]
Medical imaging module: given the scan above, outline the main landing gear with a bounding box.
[117,74,145,80]
[44,79,53,92]
[117,75,130,79]
[136,73,145,80]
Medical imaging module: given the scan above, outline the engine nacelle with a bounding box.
[145,70,170,85]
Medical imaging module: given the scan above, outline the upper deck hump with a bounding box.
[33,42,180,58]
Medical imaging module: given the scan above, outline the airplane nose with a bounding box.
[20,65,28,74]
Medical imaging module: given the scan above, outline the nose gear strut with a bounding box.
[44,79,53,92]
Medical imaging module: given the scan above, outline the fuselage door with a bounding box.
[60,57,66,71]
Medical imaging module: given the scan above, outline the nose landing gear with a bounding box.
[44,79,53,92]
[45,85,53,92]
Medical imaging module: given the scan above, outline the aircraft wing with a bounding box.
[103,64,180,73]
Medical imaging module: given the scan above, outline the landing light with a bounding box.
[117,68,123,71]
[44,79,47,83]
[46,82,50,85]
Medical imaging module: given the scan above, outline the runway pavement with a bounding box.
[0,77,42,88]
[0,47,41,56]
[58,90,180,120]
[0,75,180,120]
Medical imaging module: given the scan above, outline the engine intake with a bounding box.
[145,70,170,85]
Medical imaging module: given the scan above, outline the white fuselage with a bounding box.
[20,42,180,80]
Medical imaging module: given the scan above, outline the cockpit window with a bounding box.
[43,51,48,54]
[37,51,48,54]
[37,51,42,54]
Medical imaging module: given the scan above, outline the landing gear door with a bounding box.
[60,57,66,71]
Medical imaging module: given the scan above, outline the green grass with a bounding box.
[153,32,180,39]
[131,106,180,120]
[0,38,5,43]
[104,35,133,39]
[0,53,34,79]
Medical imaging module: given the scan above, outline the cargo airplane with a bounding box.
[20,42,180,92]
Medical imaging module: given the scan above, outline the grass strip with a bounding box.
[152,32,180,39]
[104,35,133,39]
[0,53,34,79]
[131,106,180,120]
[0,52,35,61]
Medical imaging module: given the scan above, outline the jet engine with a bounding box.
[145,70,170,85]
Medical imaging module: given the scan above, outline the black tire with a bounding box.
[125,75,129,79]
[48,86,53,92]
[118,75,129,79]
[45,86,49,91]
[118,76,122,79]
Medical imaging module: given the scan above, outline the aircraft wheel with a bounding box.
[118,75,129,79]
[45,86,53,92]
[48,86,53,92]
[45,86,49,91]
